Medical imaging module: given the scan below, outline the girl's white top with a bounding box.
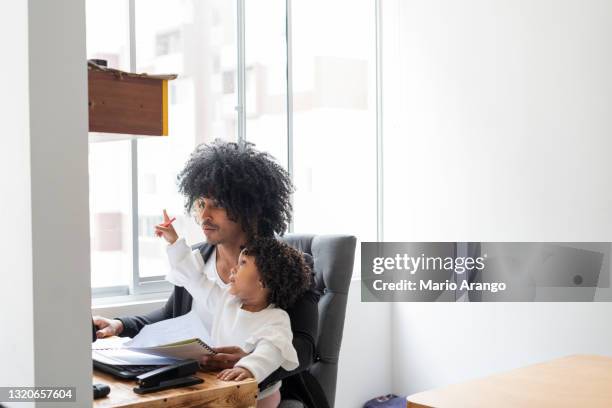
[165,238,299,393]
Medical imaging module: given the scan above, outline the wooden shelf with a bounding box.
[88,62,177,137]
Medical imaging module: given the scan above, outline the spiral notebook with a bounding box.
[93,311,216,365]
[125,337,216,360]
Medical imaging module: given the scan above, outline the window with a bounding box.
[135,0,237,286]
[291,0,377,275]
[89,140,132,289]
[244,0,288,168]
[88,0,374,298]
[244,0,378,266]
[87,0,237,296]
[87,0,132,291]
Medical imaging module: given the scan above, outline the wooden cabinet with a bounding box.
[88,61,176,137]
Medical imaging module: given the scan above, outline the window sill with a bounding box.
[91,291,171,316]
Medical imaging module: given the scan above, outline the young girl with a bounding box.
[161,231,311,408]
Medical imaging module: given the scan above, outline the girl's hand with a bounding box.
[154,209,179,244]
[217,366,254,381]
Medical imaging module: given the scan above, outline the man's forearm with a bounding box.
[116,307,166,338]
[116,290,176,337]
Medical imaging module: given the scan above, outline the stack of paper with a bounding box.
[92,311,215,365]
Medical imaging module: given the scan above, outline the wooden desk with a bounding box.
[93,369,257,408]
[407,355,612,408]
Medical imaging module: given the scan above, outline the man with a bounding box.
[94,140,326,407]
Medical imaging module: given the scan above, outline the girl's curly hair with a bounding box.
[177,139,294,239]
[243,238,312,310]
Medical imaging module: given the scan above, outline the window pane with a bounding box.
[135,0,237,278]
[86,0,130,70]
[292,0,377,274]
[89,141,133,288]
[86,0,132,289]
[245,0,288,168]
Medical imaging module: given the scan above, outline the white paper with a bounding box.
[124,311,213,348]
[92,349,180,365]
[92,336,130,350]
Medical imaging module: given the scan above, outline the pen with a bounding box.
[161,217,176,227]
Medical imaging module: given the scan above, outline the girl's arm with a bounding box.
[232,311,300,383]
[166,237,223,309]
[233,341,287,382]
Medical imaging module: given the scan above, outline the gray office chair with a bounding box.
[279,233,357,408]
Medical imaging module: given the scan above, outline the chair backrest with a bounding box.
[280,233,357,408]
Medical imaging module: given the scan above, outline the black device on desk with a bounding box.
[93,383,110,399]
[93,360,167,380]
[133,359,203,394]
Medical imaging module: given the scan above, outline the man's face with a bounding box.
[193,197,244,245]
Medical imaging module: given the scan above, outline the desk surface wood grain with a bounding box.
[407,354,612,408]
[93,369,257,408]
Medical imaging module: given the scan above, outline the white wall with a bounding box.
[0,1,91,407]
[336,280,392,407]
[391,303,612,395]
[0,1,35,403]
[382,0,612,396]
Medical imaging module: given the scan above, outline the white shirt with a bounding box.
[190,248,229,333]
[166,238,299,396]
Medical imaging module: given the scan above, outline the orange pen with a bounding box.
[155,216,176,237]
[161,217,176,227]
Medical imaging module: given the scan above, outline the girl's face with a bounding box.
[228,250,269,304]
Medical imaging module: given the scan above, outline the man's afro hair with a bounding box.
[177,139,294,238]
